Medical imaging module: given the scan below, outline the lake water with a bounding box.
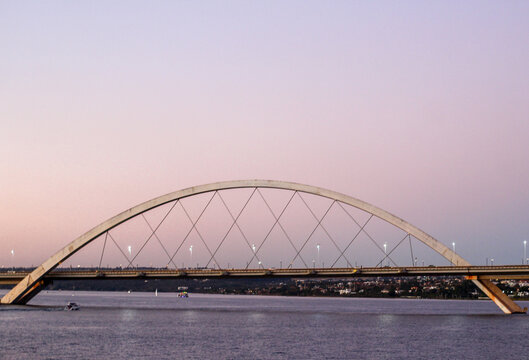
[1,290,528,359]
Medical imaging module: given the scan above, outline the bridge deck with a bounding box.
[2,265,529,284]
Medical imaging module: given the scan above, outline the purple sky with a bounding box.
[1,1,528,267]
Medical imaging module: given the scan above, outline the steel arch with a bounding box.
[1,180,524,313]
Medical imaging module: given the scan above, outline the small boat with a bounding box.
[65,302,80,311]
[177,291,188,298]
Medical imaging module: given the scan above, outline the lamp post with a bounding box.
[316,244,320,267]
[491,258,494,266]
[522,240,527,265]
[189,245,193,268]
[383,242,387,266]
[10,249,14,270]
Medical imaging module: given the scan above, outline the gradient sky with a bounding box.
[1,1,528,267]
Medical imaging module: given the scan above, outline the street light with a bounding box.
[189,245,193,268]
[383,242,388,266]
[127,245,132,256]
[452,242,456,253]
[491,258,494,266]
[522,240,527,265]
[316,244,320,267]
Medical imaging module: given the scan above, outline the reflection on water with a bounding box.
[0,290,528,359]
[120,309,137,322]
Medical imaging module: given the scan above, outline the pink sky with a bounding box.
[1,1,528,267]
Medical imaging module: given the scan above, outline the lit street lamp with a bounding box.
[252,244,257,268]
[128,245,132,256]
[316,244,320,267]
[522,240,527,265]
[189,245,193,268]
[491,258,494,266]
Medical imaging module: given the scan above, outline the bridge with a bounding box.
[1,180,527,314]
[2,265,529,283]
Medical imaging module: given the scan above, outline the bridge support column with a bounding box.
[1,270,50,305]
[469,277,527,314]
[14,280,49,305]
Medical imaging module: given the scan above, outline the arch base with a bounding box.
[7,279,50,305]
[470,277,527,314]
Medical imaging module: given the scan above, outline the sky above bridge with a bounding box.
[1,1,528,267]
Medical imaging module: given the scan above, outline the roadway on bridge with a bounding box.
[2,265,529,285]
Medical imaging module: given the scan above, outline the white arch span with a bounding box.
[2,180,524,313]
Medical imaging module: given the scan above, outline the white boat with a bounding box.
[64,302,80,311]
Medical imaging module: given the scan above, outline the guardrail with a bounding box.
[2,265,529,283]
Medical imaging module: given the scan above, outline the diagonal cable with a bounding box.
[107,231,133,265]
[179,192,221,269]
[167,192,216,267]
[206,188,259,268]
[98,232,109,268]
[127,200,179,267]
[245,189,298,269]
[217,189,262,265]
[337,202,398,267]
[297,193,347,267]
[141,213,178,269]
[288,200,335,268]
[375,233,410,268]
[256,189,308,268]
[408,234,415,266]
[331,213,372,268]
